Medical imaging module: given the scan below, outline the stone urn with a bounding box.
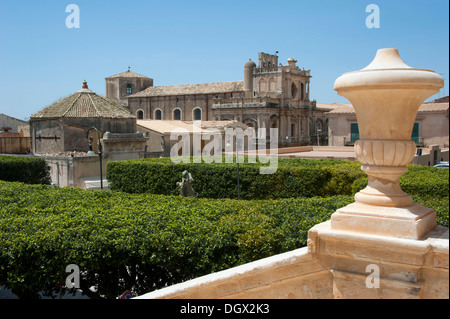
[331,48,444,239]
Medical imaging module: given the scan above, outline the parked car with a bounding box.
[434,162,449,169]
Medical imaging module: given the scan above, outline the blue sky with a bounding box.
[0,0,448,121]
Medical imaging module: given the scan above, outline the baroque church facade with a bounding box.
[105,52,329,146]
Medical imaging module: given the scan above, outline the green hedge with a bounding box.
[1,159,448,299]
[107,158,449,201]
[351,165,449,227]
[351,165,449,199]
[0,156,51,185]
[106,157,365,199]
[0,180,354,299]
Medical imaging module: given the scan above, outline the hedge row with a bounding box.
[106,157,365,199]
[0,180,354,299]
[0,156,51,185]
[1,179,447,299]
[106,158,449,201]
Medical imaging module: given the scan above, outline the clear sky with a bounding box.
[0,0,448,121]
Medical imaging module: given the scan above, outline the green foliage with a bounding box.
[1,158,448,299]
[400,165,449,199]
[0,180,353,299]
[0,156,51,185]
[350,165,449,228]
[106,157,365,199]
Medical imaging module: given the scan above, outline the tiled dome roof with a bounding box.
[31,81,135,119]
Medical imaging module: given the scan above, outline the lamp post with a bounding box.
[226,136,242,200]
[86,126,103,190]
[317,129,321,146]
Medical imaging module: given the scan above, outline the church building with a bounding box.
[105,52,329,146]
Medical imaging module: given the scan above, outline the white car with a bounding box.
[434,162,449,169]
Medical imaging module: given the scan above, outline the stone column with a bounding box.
[308,48,448,299]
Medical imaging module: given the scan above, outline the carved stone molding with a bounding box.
[355,139,416,167]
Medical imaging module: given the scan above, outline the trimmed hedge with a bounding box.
[0,180,353,299]
[106,157,365,199]
[1,159,448,299]
[0,156,51,185]
[351,164,449,199]
[351,165,449,227]
[107,158,449,201]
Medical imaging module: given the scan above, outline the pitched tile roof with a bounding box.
[326,102,448,114]
[418,102,449,112]
[106,70,152,79]
[31,82,135,120]
[136,120,249,134]
[128,81,244,98]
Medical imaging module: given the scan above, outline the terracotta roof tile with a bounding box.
[136,120,248,134]
[327,102,448,114]
[106,70,152,79]
[128,81,244,98]
[31,86,135,119]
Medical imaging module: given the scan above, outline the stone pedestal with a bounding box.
[308,221,449,299]
[307,48,448,299]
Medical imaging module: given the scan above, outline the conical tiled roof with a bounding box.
[31,81,135,119]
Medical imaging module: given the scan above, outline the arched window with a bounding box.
[291,83,298,98]
[155,109,162,120]
[137,110,144,120]
[173,109,181,120]
[270,115,279,129]
[259,79,266,92]
[193,108,202,121]
[126,84,132,95]
[269,78,276,91]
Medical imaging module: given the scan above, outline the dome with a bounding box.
[30,81,135,119]
[244,59,256,69]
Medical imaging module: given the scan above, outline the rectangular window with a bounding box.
[411,122,419,144]
[350,123,359,144]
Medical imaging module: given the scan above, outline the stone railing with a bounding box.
[135,247,333,299]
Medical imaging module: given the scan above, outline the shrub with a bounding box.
[1,159,448,299]
[106,158,364,199]
[0,156,51,185]
[0,180,353,299]
[400,165,449,199]
[350,166,449,227]
[351,165,449,199]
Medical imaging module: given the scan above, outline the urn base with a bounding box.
[330,202,437,240]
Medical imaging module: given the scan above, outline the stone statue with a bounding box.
[177,170,198,198]
[87,136,95,154]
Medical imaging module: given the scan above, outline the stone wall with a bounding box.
[106,77,153,106]
[411,145,449,166]
[129,93,244,122]
[0,137,30,154]
[31,118,138,154]
[102,131,148,160]
[136,223,449,299]
[135,247,333,299]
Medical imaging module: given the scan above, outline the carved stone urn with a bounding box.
[331,48,444,239]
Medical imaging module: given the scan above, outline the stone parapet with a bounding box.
[135,247,333,299]
[308,221,449,299]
